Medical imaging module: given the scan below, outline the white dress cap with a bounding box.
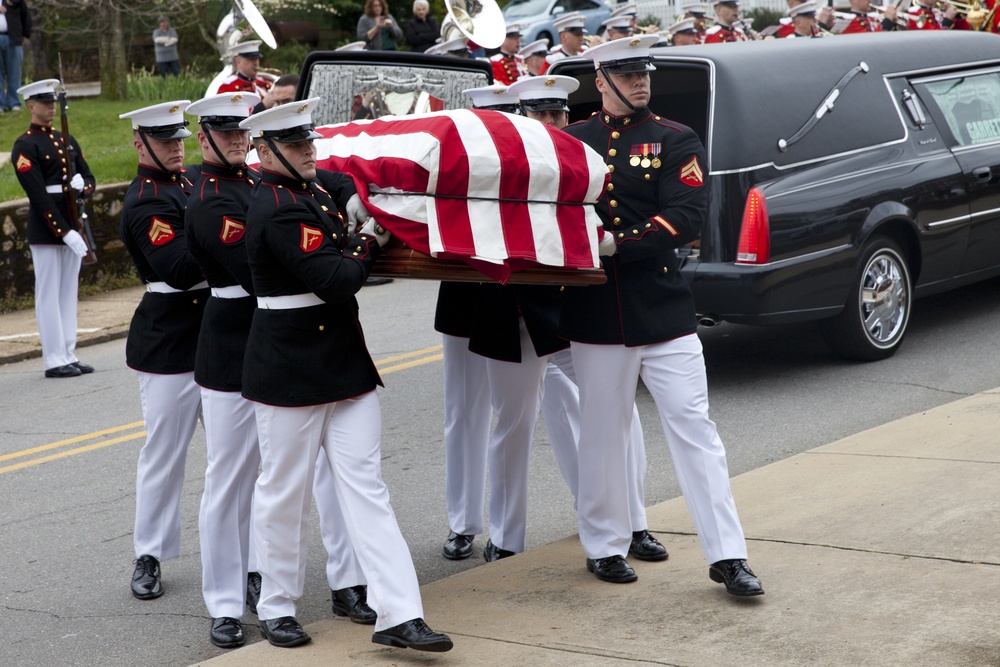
[680,2,709,14]
[517,38,550,58]
[239,96,322,142]
[335,41,367,52]
[553,12,587,31]
[426,36,469,54]
[581,34,659,71]
[610,2,638,18]
[507,74,579,111]
[17,79,60,101]
[788,0,818,16]
[668,17,699,34]
[602,14,635,30]
[462,84,519,109]
[228,40,264,58]
[119,100,193,139]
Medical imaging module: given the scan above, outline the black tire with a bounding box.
[538,31,554,44]
[822,237,912,362]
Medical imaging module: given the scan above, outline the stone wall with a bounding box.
[1,184,137,301]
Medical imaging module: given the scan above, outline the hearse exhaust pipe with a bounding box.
[697,314,722,328]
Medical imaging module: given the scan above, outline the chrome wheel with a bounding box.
[858,248,909,348]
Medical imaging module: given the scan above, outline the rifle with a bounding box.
[57,54,98,265]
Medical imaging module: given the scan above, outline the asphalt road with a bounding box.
[1,276,997,667]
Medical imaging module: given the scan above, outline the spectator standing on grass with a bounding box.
[406,0,438,53]
[1,0,32,113]
[152,15,180,77]
[358,0,403,51]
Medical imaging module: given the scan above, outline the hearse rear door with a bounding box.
[912,69,1000,278]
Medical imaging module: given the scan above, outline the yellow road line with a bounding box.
[0,430,147,475]
[1,346,445,474]
[0,420,145,463]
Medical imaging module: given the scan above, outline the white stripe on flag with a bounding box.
[448,110,507,262]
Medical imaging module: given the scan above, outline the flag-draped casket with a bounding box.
[310,109,609,284]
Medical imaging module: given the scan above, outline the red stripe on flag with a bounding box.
[478,111,535,262]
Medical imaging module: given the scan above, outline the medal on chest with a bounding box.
[629,143,662,169]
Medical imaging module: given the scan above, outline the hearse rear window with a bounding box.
[917,72,1000,146]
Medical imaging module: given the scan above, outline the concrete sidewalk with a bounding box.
[191,390,1000,666]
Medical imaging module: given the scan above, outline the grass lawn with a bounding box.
[1,69,216,203]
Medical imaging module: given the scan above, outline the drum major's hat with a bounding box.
[239,96,323,143]
[17,79,60,102]
[581,34,658,73]
[186,92,261,131]
[120,101,193,140]
[507,74,579,112]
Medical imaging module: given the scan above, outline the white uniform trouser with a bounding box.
[572,334,747,564]
[199,389,260,618]
[30,244,82,370]
[542,352,648,531]
[253,391,421,630]
[442,333,492,536]
[487,323,647,553]
[134,371,202,560]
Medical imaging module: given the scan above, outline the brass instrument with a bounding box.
[977,0,1000,29]
[736,17,762,39]
[857,5,911,28]
[440,0,506,49]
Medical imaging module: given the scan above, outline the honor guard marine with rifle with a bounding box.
[118,100,210,603]
[11,79,96,379]
[561,35,764,595]
[238,99,452,652]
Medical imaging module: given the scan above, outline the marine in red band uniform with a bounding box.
[907,0,957,29]
[704,0,751,42]
[680,2,711,42]
[785,1,832,37]
[425,35,470,56]
[561,35,764,595]
[517,38,550,76]
[773,0,836,36]
[839,0,900,32]
[545,12,588,68]
[982,0,1000,32]
[11,79,96,379]
[601,14,637,40]
[490,23,525,85]
[117,100,209,602]
[238,98,452,652]
[217,41,273,97]
[667,17,703,45]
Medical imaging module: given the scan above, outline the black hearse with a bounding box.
[552,32,1000,360]
[299,33,1000,361]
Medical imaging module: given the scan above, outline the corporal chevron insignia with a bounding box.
[16,154,32,172]
[148,217,175,245]
[679,155,703,187]
[220,217,246,244]
[300,224,323,252]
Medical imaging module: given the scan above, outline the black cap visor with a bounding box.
[201,116,250,132]
[476,103,519,113]
[27,93,58,102]
[522,98,569,112]
[137,121,193,140]
[600,56,656,74]
[260,124,322,143]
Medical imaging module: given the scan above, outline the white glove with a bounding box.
[63,230,89,258]
[360,219,391,248]
[344,194,371,237]
[598,231,617,257]
[70,173,85,192]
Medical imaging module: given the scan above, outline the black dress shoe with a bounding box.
[629,530,669,562]
[45,364,81,378]
[71,361,94,374]
[260,616,311,648]
[364,276,394,286]
[332,585,377,624]
[709,559,765,597]
[442,531,474,560]
[483,539,516,562]
[210,617,245,649]
[371,618,453,652]
[246,571,261,615]
[586,555,638,583]
[131,554,163,599]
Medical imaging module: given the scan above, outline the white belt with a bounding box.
[146,280,209,294]
[46,184,65,194]
[211,285,251,299]
[257,293,324,310]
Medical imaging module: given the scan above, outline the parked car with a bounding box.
[502,0,612,45]
[551,32,1000,361]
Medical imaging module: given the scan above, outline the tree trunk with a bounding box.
[97,2,127,100]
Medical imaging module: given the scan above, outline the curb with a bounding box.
[0,325,130,366]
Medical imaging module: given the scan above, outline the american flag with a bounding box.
[311,109,609,283]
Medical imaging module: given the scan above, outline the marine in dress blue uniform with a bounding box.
[561,36,763,595]
[239,99,452,651]
[11,79,96,378]
[118,100,209,601]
